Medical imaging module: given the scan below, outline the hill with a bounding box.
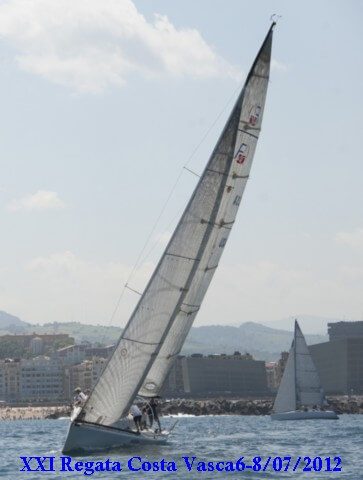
[0,312,328,361]
[0,311,30,334]
[265,315,351,335]
[184,322,327,360]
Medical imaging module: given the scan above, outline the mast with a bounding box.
[79,23,275,427]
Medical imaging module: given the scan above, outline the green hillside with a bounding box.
[0,311,328,361]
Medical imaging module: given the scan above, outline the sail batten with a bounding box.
[80,25,274,425]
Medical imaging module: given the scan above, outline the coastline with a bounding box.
[0,396,362,421]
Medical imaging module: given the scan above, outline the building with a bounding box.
[63,357,107,400]
[309,338,363,394]
[265,362,278,391]
[0,357,64,403]
[0,359,21,402]
[21,357,63,402]
[55,344,87,366]
[162,353,268,397]
[328,321,363,342]
[30,337,44,355]
[64,360,93,399]
[85,345,114,360]
[92,357,107,385]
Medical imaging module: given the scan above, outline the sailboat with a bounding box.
[271,320,338,420]
[62,22,275,454]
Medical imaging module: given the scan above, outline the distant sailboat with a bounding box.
[271,320,338,420]
[63,23,275,454]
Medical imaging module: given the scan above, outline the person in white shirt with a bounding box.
[129,404,142,432]
[73,387,87,406]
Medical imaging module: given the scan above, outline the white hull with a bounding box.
[63,421,169,454]
[271,410,338,421]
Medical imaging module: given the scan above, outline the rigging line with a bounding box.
[183,81,244,168]
[107,80,244,327]
[183,166,200,177]
[135,208,183,268]
[130,80,243,270]
[107,169,184,326]
[125,284,142,296]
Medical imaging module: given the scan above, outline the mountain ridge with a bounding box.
[0,311,331,361]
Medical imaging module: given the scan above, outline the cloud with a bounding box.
[335,228,363,249]
[0,0,239,92]
[6,190,65,211]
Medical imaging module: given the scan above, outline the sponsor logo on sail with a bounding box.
[249,105,261,126]
[235,143,248,165]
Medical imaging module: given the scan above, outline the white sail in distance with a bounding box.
[80,24,275,426]
[295,321,324,406]
[273,320,324,414]
[139,25,275,397]
[273,344,296,414]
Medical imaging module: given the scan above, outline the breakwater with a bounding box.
[159,396,363,416]
[0,396,362,421]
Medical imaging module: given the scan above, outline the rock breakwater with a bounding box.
[0,396,362,421]
[160,396,363,416]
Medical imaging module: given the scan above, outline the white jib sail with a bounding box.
[294,321,324,407]
[139,26,274,398]
[80,24,275,426]
[273,344,296,414]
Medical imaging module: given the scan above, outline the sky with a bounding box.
[0,0,362,328]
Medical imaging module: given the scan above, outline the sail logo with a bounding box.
[219,237,227,248]
[249,105,261,126]
[233,195,241,206]
[235,143,248,164]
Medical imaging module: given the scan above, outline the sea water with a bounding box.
[0,415,362,479]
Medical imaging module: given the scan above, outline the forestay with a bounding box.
[79,25,275,426]
[139,25,274,398]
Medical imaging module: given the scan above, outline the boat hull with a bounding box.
[271,410,338,421]
[62,421,169,454]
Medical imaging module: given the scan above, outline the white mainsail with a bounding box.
[273,320,324,414]
[139,26,274,398]
[79,24,275,426]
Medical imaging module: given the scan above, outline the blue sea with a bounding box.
[0,415,362,479]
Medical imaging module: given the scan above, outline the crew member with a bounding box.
[73,387,87,406]
[147,398,161,432]
[130,404,142,432]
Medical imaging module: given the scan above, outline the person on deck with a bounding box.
[147,398,161,432]
[73,387,87,406]
[130,404,142,432]
[140,406,148,430]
